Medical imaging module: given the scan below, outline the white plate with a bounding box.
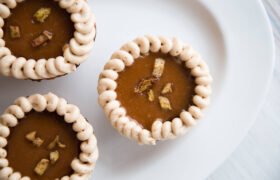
[0,0,275,179]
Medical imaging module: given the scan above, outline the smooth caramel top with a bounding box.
[116,53,195,130]
[6,111,80,179]
[3,0,74,59]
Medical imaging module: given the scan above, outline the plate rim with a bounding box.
[206,0,276,177]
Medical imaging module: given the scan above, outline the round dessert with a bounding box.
[98,35,212,145]
[0,93,99,179]
[0,0,96,80]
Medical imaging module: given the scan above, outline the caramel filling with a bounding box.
[6,111,80,179]
[3,0,74,59]
[116,53,195,130]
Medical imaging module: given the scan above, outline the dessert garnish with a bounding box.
[9,25,21,39]
[25,131,44,147]
[161,83,173,94]
[34,8,51,23]
[49,151,59,164]
[34,158,49,176]
[152,58,165,78]
[48,135,66,150]
[148,89,155,102]
[31,30,53,47]
[135,77,157,94]
[158,96,172,110]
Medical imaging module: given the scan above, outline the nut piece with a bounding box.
[33,137,44,147]
[34,159,49,176]
[34,8,51,23]
[9,25,21,39]
[158,96,172,110]
[31,30,53,47]
[47,136,58,149]
[42,30,53,40]
[152,58,165,78]
[25,131,36,141]
[135,77,157,94]
[50,151,59,164]
[57,141,66,148]
[25,131,44,147]
[48,135,66,149]
[161,83,173,94]
[147,89,155,102]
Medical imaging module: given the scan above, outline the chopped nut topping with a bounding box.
[42,30,53,40]
[158,96,172,110]
[31,30,53,47]
[49,151,59,164]
[48,136,58,149]
[152,58,165,78]
[25,131,37,141]
[57,141,66,148]
[147,89,155,102]
[135,77,157,94]
[34,8,51,23]
[9,25,21,39]
[26,131,44,147]
[34,159,49,176]
[161,83,173,94]
[48,141,56,150]
[33,137,44,147]
[48,135,66,149]
[48,136,59,149]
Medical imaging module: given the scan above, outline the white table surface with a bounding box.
[209,0,280,180]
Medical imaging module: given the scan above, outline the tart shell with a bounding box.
[0,93,99,179]
[0,0,96,80]
[98,35,212,145]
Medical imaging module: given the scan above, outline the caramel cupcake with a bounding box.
[0,0,96,80]
[0,93,98,179]
[98,35,212,145]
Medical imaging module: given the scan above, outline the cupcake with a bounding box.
[98,35,212,145]
[0,0,96,80]
[0,93,98,179]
